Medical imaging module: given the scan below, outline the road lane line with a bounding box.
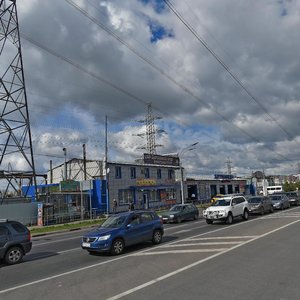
[160,242,241,247]
[133,249,228,255]
[186,236,258,240]
[105,218,300,300]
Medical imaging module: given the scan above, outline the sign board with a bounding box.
[143,153,180,166]
[136,178,156,186]
[60,180,80,192]
[214,174,235,180]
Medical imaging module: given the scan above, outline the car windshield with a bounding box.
[170,205,184,211]
[213,199,230,206]
[101,215,127,228]
[248,197,262,204]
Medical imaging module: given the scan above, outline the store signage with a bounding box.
[136,178,156,186]
[60,180,80,192]
[143,153,180,166]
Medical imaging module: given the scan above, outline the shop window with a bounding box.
[115,166,122,179]
[118,189,134,205]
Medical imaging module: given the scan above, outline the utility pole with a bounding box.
[105,115,109,214]
[83,144,87,180]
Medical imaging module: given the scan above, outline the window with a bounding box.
[11,222,26,233]
[168,169,174,179]
[140,212,153,223]
[0,225,9,236]
[115,166,122,179]
[130,167,136,179]
[157,169,162,179]
[118,189,134,205]
[145,168,150,179]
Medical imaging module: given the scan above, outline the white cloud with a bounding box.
[2,0,298,177]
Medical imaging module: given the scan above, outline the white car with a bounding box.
[203,195,250,224]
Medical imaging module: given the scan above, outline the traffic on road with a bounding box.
[1,196,300,299]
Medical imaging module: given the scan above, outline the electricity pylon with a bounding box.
[0,0,37,201]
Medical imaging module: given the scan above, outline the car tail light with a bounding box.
[28,231,31,241]
[160,218,163,225]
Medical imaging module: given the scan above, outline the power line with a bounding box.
[63,0,295,165]
[163,0,295,142]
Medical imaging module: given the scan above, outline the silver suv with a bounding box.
[0,219,32,265]
[203,195,250,224]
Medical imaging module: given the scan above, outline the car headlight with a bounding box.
[97,234,111,241]
[169,214,174,218]
[203,210,207,214]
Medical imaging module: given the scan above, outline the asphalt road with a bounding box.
[1,207,300,300]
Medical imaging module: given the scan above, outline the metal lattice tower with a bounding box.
[0,0,37,199]
[136,103,164,154]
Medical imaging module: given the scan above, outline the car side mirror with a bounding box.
[126,224,132,229]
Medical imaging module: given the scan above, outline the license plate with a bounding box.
[82,242,90,247]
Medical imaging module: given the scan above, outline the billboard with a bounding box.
[143,153,180,166]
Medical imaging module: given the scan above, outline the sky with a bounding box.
[4,0,300,179]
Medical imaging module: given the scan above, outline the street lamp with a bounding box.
[179,142,199,204]
[63,147,67,181]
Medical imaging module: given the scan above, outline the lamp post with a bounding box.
[179,142,199,204]
[63,147,67,181]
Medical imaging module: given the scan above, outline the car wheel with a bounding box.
[226,213,233,225]
[206,219,213,224]
[110,238,124,255]
[193,214,199,220]
[176,217,182,224]
[270,206,274,213]
[242,209,249,221]
[152,230,162,245]
[281,204,284,210]
[260,207,264,216]
[5,246,23,265]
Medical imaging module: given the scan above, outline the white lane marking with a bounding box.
[133,249,228,255]
[106,218,300,300]
[160,242,241,247]
[186,236,257,240]
[175,229,193,234]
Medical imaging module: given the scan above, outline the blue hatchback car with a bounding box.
[81,210,164,255]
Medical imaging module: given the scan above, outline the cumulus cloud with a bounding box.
[5,0,299,176]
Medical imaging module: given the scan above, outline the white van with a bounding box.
[266,186,283,195]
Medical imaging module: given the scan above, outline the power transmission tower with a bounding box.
[135,103,165,154]
[0,0,37,200]
[226,158,233,176]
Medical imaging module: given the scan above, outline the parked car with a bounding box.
[270,194,290,210]
[0,219,32,265]
[81,211,164,255]
[248,196,274,215]
[158,204,199,223]
[285,192,300,206]
[203,195,249,224]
